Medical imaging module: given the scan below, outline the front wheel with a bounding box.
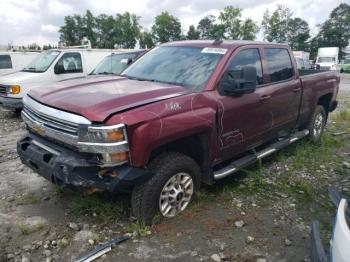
[307,105,327,142]
[131,152,200,224]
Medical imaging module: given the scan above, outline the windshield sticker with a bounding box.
[201,48,227,55]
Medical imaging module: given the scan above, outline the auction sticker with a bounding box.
[201,48,227,54]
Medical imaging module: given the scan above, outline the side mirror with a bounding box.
[121,58,133,69]
[219,66,257,95]
[54,61,65,74]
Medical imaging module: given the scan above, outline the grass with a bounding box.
[68,193,127,222]
[57,238,70,249]
[124,221,151,237]
[17,221,45,235]
[16,192,40,205]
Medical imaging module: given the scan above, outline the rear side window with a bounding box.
[265,48,294,83]
[0,55,12,69]
[56,52,83,73]
[228,48,263,85]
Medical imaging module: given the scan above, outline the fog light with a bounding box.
[110,152,128,163]
[10,85,21,94]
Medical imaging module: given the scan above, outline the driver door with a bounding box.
[216,47,273,161]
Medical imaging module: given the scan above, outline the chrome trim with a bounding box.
[32,140,60,155]
[22,110,79,145]
[23,95,91,125]
[88,123,125,131]
[77,141,129,153]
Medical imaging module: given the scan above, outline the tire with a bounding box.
[307,105,327,142]
[131,152,201,225]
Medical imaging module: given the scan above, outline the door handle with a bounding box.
[292,87,301,92]
[260,95,271,101]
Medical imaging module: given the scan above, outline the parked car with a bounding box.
[17,40,340,224]
[340,57,350,73]
[0,51,39,76]
[0,47,124,110]
[90,50,146,76]
[316,47,339,71]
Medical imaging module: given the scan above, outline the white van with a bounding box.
[0,47,117,110]
[293,51,311,69]
[0,51,39,76]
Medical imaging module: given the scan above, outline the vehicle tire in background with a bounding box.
[307,105,327,143]
[131,152,201,225]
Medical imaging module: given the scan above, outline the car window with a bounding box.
[122,46,224,91]
[91,52,141,75]
[23,50,60,72]
[56,52,83,74]
[227,48,263,85]
[0,55,12,69]
[265,48,294,83]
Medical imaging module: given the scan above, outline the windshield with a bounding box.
[317,57,336,63]
[344,58,350,64]
[91,52,141,75]
[22,50,60,72]
[122,46,224,90]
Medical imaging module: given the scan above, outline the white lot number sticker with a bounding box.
[201,48,227,55]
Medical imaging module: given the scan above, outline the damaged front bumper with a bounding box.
[17,133,154,192]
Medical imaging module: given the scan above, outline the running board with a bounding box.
[213,129,309,180]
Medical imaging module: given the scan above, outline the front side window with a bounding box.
[23,50,60,72]
[91,52,141,75]
[55,52,83,74]
[228,48,263,85]
[122,46,224,91]
[0,55,12,69]
[265,48,294,83]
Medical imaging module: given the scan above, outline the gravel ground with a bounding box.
[0,75,349,262]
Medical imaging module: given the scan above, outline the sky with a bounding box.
[0,0,346,46]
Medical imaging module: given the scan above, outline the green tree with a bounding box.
[83,10,96,47]
[59,16,79,45]
[114,12,141,48]
[218,6,242,39]
[287,18,310,51]
[139,31,155,48]
[186,25,200,40]
[311,3,350,58]
[95,14,115,48]
[262,5,310,50]
[241,18,259,40]
[197,15,216,39]
[262,6,292,43]
[152,11,182,43]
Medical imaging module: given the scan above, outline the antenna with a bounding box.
[213,38,223,45]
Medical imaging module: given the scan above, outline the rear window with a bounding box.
[0,55,12,69]
[265,48,294,83]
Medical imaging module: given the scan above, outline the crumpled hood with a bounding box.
[0,71,46,85]
[28,76,189,122]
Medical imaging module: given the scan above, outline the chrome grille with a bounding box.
[23,104,78,135]
[22,95,91,146]
[320,66,330,70]
[0,84,8,95]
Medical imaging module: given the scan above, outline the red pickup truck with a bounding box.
[17,40,339,223]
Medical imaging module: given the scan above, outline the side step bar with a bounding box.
[213,129,309,180]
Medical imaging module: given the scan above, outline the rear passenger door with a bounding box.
[261,48,302,134]
[53,52,85,81]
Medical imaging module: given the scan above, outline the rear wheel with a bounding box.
[307,105,327,142]
[131,152,200,224]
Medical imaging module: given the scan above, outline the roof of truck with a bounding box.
[163,40,289,49]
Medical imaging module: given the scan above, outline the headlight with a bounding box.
[9,85,21,94]
[78,123,129,166]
